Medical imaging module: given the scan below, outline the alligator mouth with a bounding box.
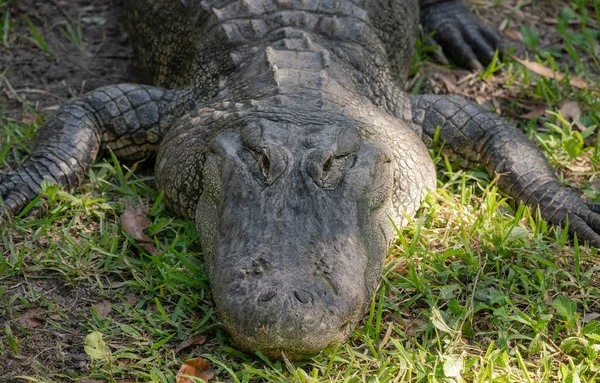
[212,279,364,358]
[218,296,363,360]
[209,238,368,359]
[245,320,358,360]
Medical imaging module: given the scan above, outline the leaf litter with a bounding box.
[120,200,159,255]
[176,358,215,383]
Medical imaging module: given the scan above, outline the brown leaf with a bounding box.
[18,309,44,328]
[120,200,159,255]
[125,294,137,306]
[520,105,548,119]
[175,335,207,354]
[21,112,38,125]
[584,312,600,323]
[109,281,127,289]
[543,18,582,26]
[377,322,394,351]
[176,358,214,383]
[438,73,456,92]
[92,300,112,317]
[503,29,522,41]
[559,101,581,122]
[510,55,590,89]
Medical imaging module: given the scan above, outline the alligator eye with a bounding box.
[307,150,349,190]
[320,155,343,184]
[259,153,271,179]
[323,157,332,173]
[242,145,287,186]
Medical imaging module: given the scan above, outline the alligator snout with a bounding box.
[211,241,367,359]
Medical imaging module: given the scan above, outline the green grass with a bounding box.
[2,0,600,382]
[58,17,86,53]
[22,14,51,55]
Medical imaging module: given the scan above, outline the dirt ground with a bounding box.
[0,0,133,120]
[0,0,593,381]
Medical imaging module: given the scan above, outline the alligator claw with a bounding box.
[421,0,502,70]
[0,168,43,217]
[539,188,600,248]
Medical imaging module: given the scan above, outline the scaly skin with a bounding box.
[411,94,600,247]
[0,84,180,214]
[2,0,599,358]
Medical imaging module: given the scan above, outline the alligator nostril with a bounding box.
[294,290,311,304]
[259,290,277,302]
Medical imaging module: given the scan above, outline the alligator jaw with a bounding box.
[210,235,368,359]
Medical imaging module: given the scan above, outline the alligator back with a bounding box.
[124,0,420,90]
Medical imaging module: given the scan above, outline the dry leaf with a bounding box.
[109,281,127,289]
[584,312,600,322]
[176,358,214,383]
[510,55,590,89]
[18,309,44,328]
[559,101,588,132]
[21,112,38,125]
[559,101,581,122]
[175,335,207,353]
[543,17,581,25]
[120,201,159,255]
[498,18,508,32]
[92,300,112,317]
[503,29,522,41]
[520,105,548,119]
[377,322,394,351]
[125,294,137,306]
[438,73,456,92]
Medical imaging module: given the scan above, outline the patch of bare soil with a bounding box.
[0,0,133,381]
[0,0,133,119]
[0,278,102,380]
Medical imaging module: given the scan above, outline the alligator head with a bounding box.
[157,101,435,359]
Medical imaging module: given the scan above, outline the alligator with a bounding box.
[2,0,600,359]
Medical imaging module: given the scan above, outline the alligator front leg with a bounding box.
[0,84,180,215]
[411,94,600,248]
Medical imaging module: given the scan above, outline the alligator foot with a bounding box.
[411,93,600,248]
[0,169,39,216]
[420,0,502,70]
[518,182,600,248]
